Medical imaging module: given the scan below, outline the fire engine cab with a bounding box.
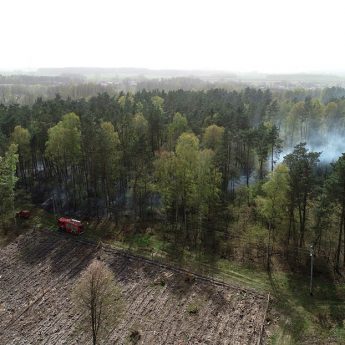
[58,217,84,235]
[16,210,31,219]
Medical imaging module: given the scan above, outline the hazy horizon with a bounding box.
[2,0,345,74]
[1,67,345,79]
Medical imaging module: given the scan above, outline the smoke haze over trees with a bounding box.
[2,83,345,271]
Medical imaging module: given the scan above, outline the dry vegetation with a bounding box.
[0,230,268,344]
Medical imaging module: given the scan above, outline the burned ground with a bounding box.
[0,230,268,344]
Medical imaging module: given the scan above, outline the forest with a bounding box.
[2,86,345,274]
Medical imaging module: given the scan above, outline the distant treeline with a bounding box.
[0,74,84,85]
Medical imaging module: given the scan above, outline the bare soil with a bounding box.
[0,230,268,344]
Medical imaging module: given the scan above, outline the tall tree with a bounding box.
[325,154,345,270]
[129,113,151,217]
[73,261,122,345]
[45,112,81,170]
[45,112,82,208]
[284,143,320,247]
[254,123,271,180]
[155,132,221,249]
[167,112,188,150]
[256,164,289,269]
[267,123,282,172]
[148,96,165,152]
[11,125,31,187]
[202,124,224,152]
[96,121,121,211]
[0,144,19,231]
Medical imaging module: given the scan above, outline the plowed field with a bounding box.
[0,230,268,344]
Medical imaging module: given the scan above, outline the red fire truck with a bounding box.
[58,217,84,235]
[16,210,31,219]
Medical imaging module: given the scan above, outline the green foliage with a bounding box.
[3,88,345,296]
[0,144,19,228]
[155,132,221,215]
[284,143,320,198]
[324,153,345,269]
[10,125,31,185]
[130,233,152,249]
[154,132,221,250]
[132,113,148,134]
[241,223,268,247]
[45,112,81,166]
[98,121,121,179]
[325,153,345,204]
[256,164,289,224]
[151,95,164,111]
[167,112,188,149]
[186,302,199,314]
[284,143,320,246]
[11,125,30,158]
[197,149,222,211]
[202,124,224,151]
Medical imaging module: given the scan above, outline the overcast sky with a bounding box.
[1,0,344,73]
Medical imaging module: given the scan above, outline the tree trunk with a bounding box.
[336,207,344,271]
[267,222,272,271]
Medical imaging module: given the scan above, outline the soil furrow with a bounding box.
[0,231,268,345]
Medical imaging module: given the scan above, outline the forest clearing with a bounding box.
[0,229,269,344]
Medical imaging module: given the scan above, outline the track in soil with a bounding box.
[0,230,268,345]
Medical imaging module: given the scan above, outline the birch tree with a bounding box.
[73,260,122,345]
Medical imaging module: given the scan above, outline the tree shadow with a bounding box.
[49,235,96,276]
[16,230,57,265]
[16,230,96,281]
[267,270,310,342]
[267,261,345,343]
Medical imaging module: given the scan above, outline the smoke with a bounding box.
[279,132,345,164]
[311,133,345,163]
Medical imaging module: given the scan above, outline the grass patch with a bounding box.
[186,302,200,314]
